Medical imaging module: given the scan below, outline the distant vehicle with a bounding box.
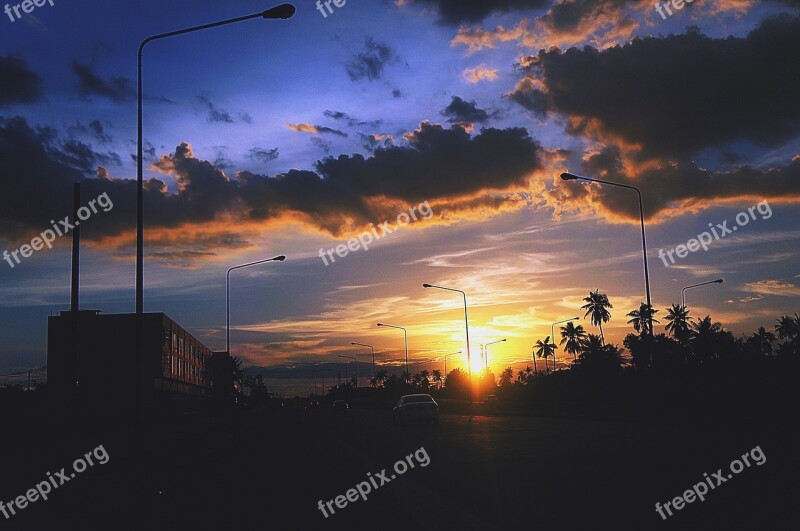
[484,395,499,403]
[304,400,321,412]
[393,394,439,425]
[332,400,348,413]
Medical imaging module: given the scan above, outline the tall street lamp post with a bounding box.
[227,256,285,357]
[377,323,408,383]
[682,279,724,308]
[561,172,653,331]
[351,342,375,385]
[422,284,473,381]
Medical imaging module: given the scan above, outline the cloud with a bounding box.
[323,110,382,128]
[346,37,398,81]
[247,147,280,163]
[743,280,800,297]
[542,147,800,223]
[285,122,348,137]
[402,0,549,25]
[0,56,43,107]
[441,96,491,124]
[0,116,543,246]
[359,133,395,152]
[70,62,135,103]
[511,15,800,157]
[197,96,234,123]
[462,65,499,84]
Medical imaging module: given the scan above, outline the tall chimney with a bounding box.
[71,183,80,312]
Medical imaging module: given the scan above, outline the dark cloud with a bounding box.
[406,0,549,25]
[89,120,112,144]
[0,117,543,242]
[197,96,234,123]
[314,122,542,203]
[247,147,279,163]
[442,96,491,124]
[346,38,398,81]
[512,14,800,157]
[0,56,43,107]
[70,62,136,103]
[552,146,800,222]
[358,133,394,152]
[324,110,383,128]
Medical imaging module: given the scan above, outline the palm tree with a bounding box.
[665,304,693,343]
[560,321,587,363]
[374,368,388,388]
[691,316,723,364]
[431,369,443,388]
[775,314,800,341]
[749,326,776,357]
[581,290,613,343]
[627,303,660,336]
[535,336,557,372]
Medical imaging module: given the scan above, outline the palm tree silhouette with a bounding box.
[626,303,660,336]
[691,316,723,364]
[581,290,613,343]
[665,304,693,343]
[560,321,587,363]
[535,336,557,372]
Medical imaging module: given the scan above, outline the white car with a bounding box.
[393,394,439,425]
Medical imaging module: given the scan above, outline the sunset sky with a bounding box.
[2,0,799,381]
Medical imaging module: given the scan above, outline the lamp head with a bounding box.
[715,279,724,283]
[377,323,384,327]
[262,4,296,19]
[560,172,579,181]
[422,283,432,288]
[272,255,286,261]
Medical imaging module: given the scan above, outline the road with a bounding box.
[4,405,798,530]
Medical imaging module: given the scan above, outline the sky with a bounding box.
[2,0,799,382]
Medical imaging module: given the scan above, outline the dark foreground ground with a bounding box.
[2,404,799,530]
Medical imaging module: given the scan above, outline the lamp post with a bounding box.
[422,283,472,381]
[682,279,723,308]
[136,4,296,315]
[484,339,506,372]
[551,317,579,370]
[561,172,653,331]
[377,323,408,383]
[338,355,357,387]
[226,256,285,356]
[351,342,375,385]
[134,3,295,445]
[443,351,460,378]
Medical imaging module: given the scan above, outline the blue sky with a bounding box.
[2,0,799,378]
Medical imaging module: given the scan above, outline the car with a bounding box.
[332,400,349,413]
[393,394,439,425]
[484,394,499,403]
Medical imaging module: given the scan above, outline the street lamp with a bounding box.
[552,317,580,370]
[561,172,653,331]
[422,283,472,381]
[226,256,285,357]
[338,355,357,387]
[484,339,506,372]
[137,3,296,312]
[377,323,408,383]
[134,3,295,443]
[443,351,460,377]
[351,342,375,385]
[682,279,724,308]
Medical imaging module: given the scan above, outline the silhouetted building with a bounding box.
[48,311,220,419]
